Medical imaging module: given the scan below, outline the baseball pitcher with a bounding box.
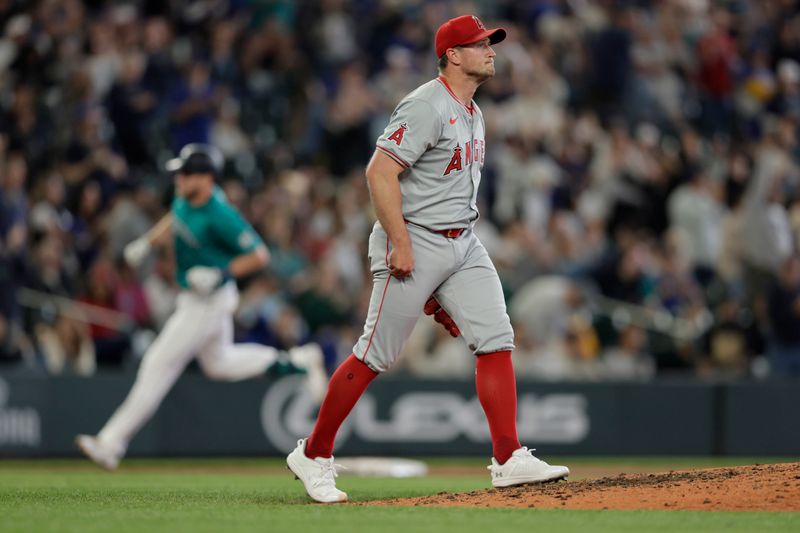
[287,15,569,503]
[76,144,326,470]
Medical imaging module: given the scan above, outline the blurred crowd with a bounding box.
[1,0,800,381]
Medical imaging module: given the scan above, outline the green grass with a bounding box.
[3,455,793,471]
[1,459,798,533]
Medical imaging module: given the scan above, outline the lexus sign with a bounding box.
[0,376,41,448]
[261,376,590,453]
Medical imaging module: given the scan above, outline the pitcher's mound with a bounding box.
[366,462,800,511]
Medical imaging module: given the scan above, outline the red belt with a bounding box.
[433,227,466,238]
[404,219,465,239]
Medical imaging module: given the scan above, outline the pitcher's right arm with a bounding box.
[366,151,413,279]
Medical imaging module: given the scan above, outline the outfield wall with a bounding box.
[0,373,798,457]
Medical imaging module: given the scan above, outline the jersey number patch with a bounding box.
[387,123,408,146]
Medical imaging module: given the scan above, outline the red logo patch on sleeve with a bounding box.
[387,122,408,146]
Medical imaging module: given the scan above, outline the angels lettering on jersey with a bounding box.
[385,120,484,177]
[444,139,484,176]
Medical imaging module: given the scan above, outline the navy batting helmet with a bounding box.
[165,143,224,176]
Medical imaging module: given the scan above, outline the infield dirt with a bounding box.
[366,462,800,511]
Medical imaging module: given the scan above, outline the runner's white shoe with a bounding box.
[75,434,121,471]
[287,438,347,503]
[288,343,328,404]
[488,447,569,487]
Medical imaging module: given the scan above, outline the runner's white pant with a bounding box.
[98,283,277,454]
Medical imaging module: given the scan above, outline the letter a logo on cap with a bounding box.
[434,15,506,58]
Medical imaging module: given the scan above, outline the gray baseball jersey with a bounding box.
[353,77,514,373]
[375,77,485,231]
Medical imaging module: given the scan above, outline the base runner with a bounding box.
[76,144,326,470]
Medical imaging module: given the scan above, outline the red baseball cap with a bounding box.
[435,15,506,58]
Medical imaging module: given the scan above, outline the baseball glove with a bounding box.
[424,295,461,337]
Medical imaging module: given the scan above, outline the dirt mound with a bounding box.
[367,463,800,511]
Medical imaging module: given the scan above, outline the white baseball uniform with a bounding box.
[94,187,278,457]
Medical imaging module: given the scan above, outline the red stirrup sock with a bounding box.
[305,354,379,459]
[475,350,521,464]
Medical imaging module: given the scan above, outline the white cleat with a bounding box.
[286,438,348,503]
[488,447,569,488]
[75,435,120,471]
[289,343,328,404]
